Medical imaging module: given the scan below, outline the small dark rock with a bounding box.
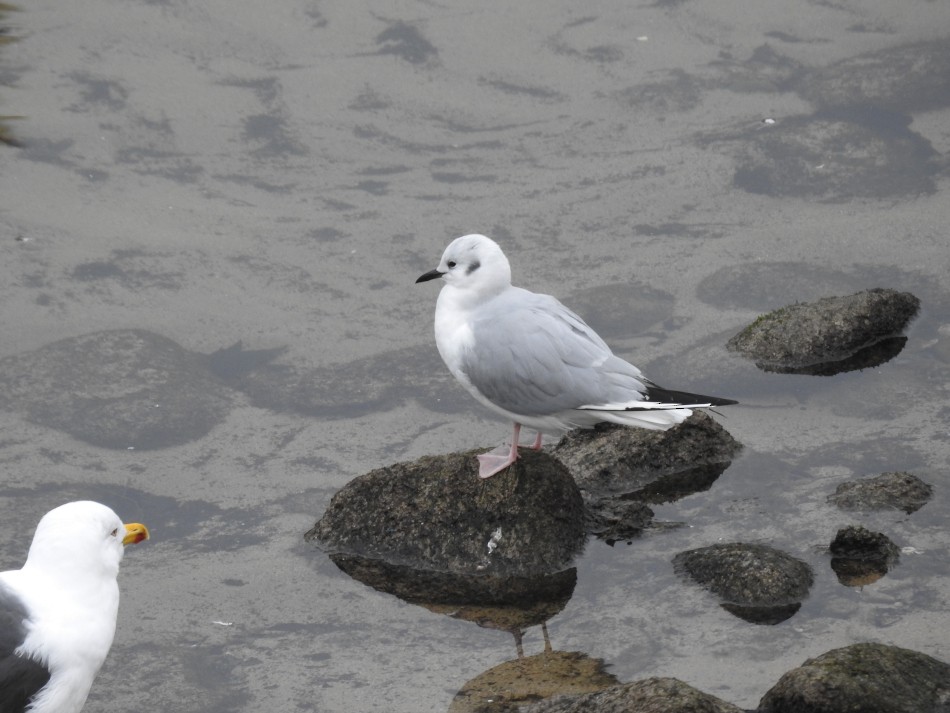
[829,525,900,587]
[758,642,950,713]
[673,543,814,625]
[830,525,900,561]
[522,677,744,713]
[552,413,741,499]
[828,471,933,514]
[727,288,920,374]
[307,449,587,578]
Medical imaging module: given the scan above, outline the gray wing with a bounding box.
[0,581,51,713]
[462,288,649,416]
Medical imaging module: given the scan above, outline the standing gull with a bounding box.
[0,501,149,713]
[417,233,737,478]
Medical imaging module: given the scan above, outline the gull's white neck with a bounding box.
[6,566,120,713]
[433,281,506,380]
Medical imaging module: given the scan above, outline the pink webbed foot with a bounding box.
[477,448,519,478]
[476,424,544,478]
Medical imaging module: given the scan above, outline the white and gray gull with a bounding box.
[0,500,149,713]
[416,233,737,478]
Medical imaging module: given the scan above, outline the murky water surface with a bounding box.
[1,2,949,711]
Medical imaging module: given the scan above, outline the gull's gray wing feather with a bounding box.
[461,288,649,416]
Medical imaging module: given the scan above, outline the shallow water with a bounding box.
[1,1,949,711]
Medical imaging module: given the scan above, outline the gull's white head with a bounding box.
[24,500,150,582]
[416,234,512,298]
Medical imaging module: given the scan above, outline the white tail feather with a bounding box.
[592,407,692,431]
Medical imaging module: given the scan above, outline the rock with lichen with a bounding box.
[828,471,932,514]
[307,450,587,589]
[727,288,919,374]
[673,542,814,625]
[522,677,743,713]
[758,643,950,713]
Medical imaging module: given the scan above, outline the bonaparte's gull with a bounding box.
[417,234,736,478]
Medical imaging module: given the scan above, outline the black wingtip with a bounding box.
[645,385,738,407]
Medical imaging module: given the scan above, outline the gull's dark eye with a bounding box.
[110,528,118,537]
[447,260,457,268]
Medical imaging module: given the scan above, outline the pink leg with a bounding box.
[530,431,543,450]
[477,423,522,478]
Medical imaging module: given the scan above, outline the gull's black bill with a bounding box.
[416,269,444,283]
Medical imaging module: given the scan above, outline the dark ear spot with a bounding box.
[466,260,481,275]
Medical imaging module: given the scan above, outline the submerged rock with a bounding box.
[523,677,743,713]
[221,342,455,418]
[450,651,619,713]
[0,329,233,449]
[307,450,587,582]
[796,40,950,113]
[829,525,900,587]
[696,261,866,312]
[828,471,933,514]
[673,543,814,625]
[566,282,676,341]
[729,111,939,201]
[758,643,950,713]
[727,288,920,374]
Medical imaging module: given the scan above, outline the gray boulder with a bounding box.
[728,288,919,374]
[522,677,743,713]
[828,471,932,514]
[553,413,741,499]
[758,643,950,713]
[673,542,814,624]
[306,450,587,605]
